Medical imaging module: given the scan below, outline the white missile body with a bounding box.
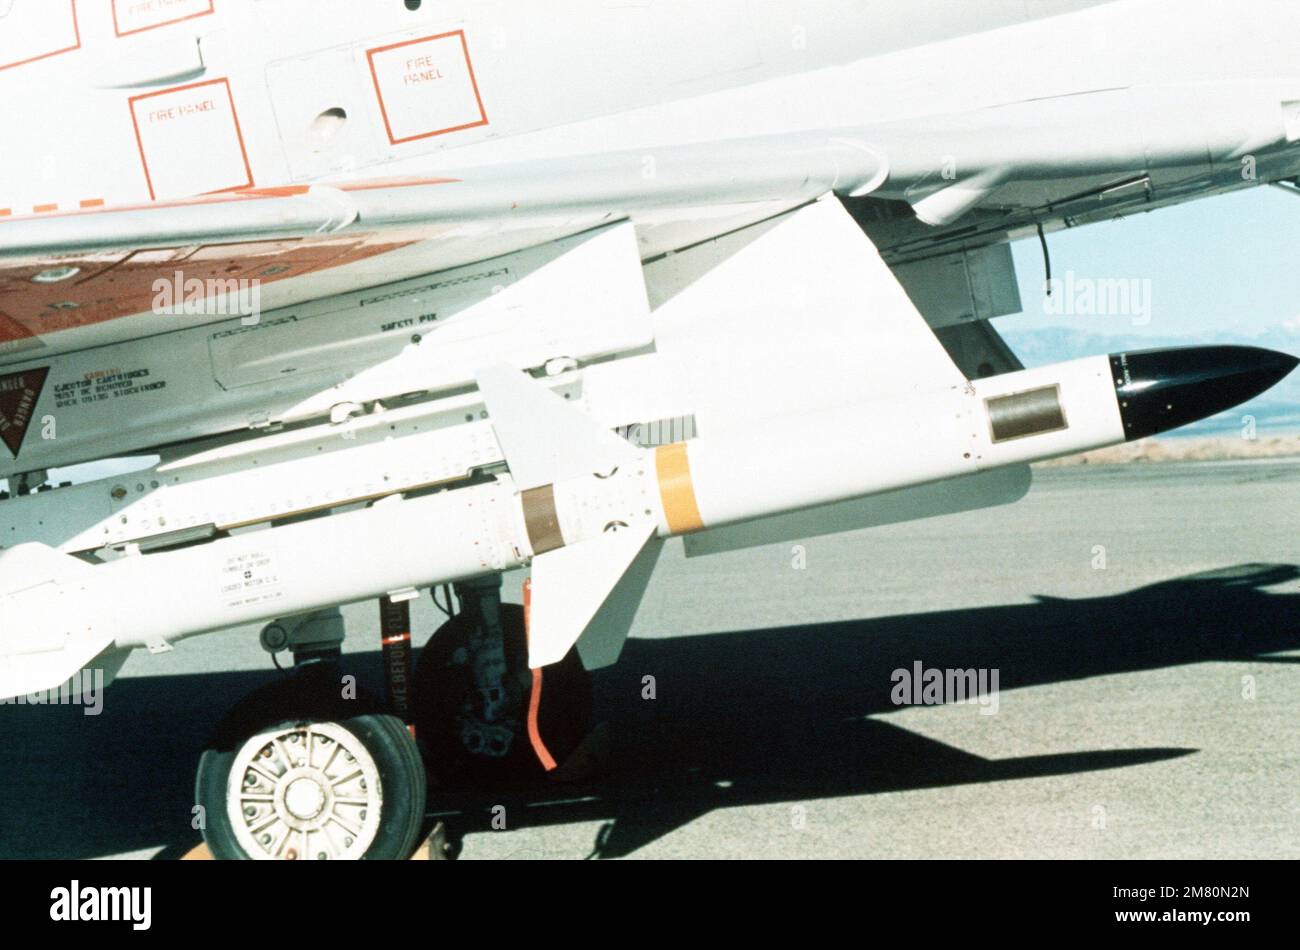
[0,480,530,696]
[653,355,1121,532]
[0,353,1123,696]
[517,355,1119,561]
[2,340,1295,698]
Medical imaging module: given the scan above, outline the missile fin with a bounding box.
[528,522,663,670]
[474,363,642,491]
[0,543,118,701]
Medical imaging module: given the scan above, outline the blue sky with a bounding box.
[999,186,1300,342]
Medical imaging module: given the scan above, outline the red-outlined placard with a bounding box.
[129,78,254,201]
[367,30,489,146]
[112,0,214,37]
[0,0,80,73]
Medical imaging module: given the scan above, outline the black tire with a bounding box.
[196,668,426,860]
[414,603,593,784]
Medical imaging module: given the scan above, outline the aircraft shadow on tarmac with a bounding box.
[0,562,1294,859]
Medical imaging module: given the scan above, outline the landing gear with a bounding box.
[195,660,426,860]
[193,574,598,860]
[414,578,594,783]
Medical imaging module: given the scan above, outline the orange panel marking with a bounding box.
[0,312,35,345]
[366,30,489,146]
[128,78,254,201]
[0,235,415,343]
[337,177,461,192]
[0,1,80,73]
[112,0,215,38]
[0,177,459,224]
[236,186,311,198]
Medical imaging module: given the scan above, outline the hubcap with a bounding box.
[284,777,327,819]
[227,721,383,860]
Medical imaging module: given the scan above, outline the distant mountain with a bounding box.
[998,323,1300,436]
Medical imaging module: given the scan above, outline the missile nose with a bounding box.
[1109,345,1299,441]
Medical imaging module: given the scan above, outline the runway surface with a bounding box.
[2,458,1297,859]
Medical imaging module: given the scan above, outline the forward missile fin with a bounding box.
[474,363,642,490]
[529,522,663,670]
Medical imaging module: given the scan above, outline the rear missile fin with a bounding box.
[474,363,642,491]
[0,542,117,701]
[529,522,662,670]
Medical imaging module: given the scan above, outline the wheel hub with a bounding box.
[283,775,327,820]
[227,721,383,860]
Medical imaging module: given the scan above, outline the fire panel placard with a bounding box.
[129,78,254,200]
[112,0,215,37]
[367,31,488,145]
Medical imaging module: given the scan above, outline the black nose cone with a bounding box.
[1110,345,1299,441]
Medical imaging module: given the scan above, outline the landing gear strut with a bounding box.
[413,577,595,783]
[194,574,597,859]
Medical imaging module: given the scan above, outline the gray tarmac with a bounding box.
[1,458,1297,859]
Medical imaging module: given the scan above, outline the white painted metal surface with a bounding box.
[0,222,653,477]
[3,0,1299,700]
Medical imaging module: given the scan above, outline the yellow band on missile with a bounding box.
[655,442,704,535]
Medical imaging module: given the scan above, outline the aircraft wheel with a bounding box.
[414,603,593,783]
[196,672,426,860]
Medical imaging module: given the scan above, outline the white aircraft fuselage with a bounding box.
[3,0,1300,262]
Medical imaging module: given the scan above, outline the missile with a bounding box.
[521,345,1298,545]
[478,345,1298,665]
[0,345,1294,699]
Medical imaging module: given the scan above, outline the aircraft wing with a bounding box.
[0,132,886,362]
